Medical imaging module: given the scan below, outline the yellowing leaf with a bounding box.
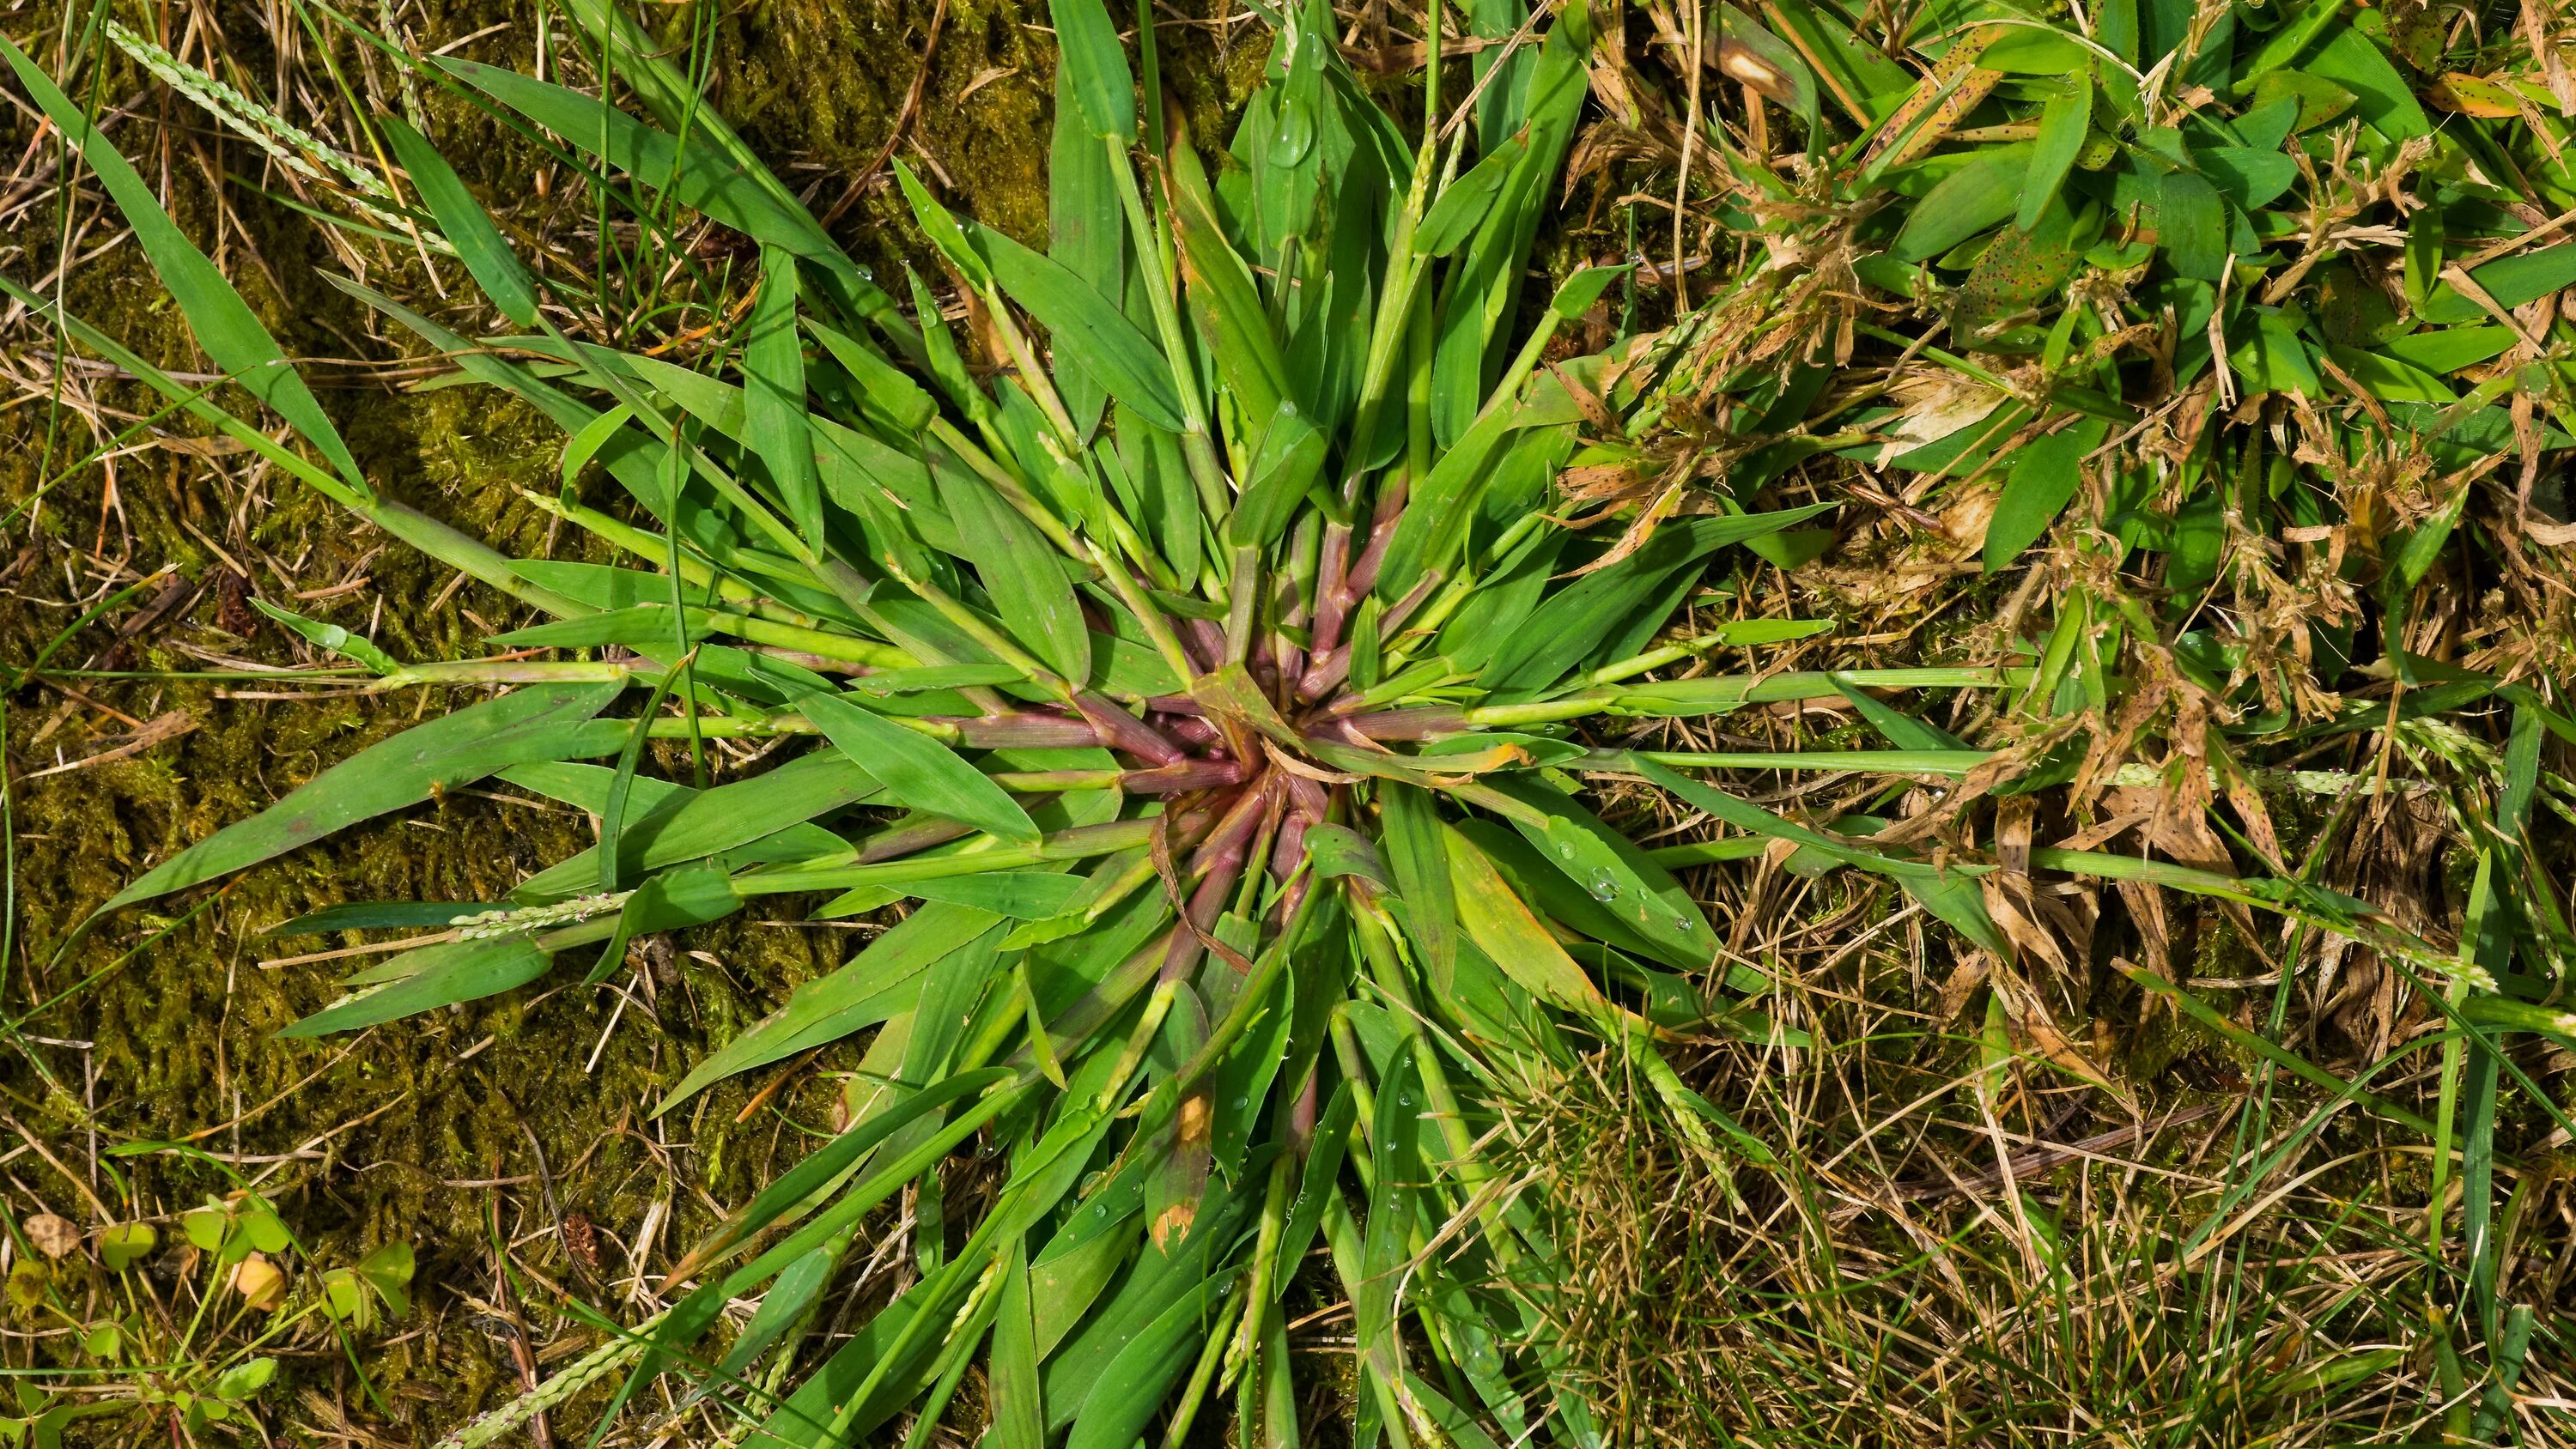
[1442,826,1609,1018]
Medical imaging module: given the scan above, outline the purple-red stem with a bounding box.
[1075,692,1187,766]
[1297,490,1410,702]
[1121,759,1249,793]
[1333,706,1467,741]
[1309,521,1354,667]
[939,713,1103,749]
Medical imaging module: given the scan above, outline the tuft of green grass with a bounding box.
[8,0,2576,1444]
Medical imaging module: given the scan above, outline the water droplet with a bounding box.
[1399,1094,1413,1106]
[1555,843,1577,861]
[1588,868,1619,901]
[1273,97,1316,165]
[1233,1098,1248,1110]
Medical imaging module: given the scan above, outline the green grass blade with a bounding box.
[933,468,1091,685]
[972,219,1188,433]
[745,247,827,547]
[987,1240,1047,1449]
[659,906,1000,1112]
[378,112,540,327]
[515,749,882,901]
[1048,0,1136,143]
[1376,783,1458,985]
[1443,826,1612,1017]
[799,690,1040,844]
[278,934,555,1038]
[2,38,371,494]
[104,680,626,912]
[2018,75,2091,232]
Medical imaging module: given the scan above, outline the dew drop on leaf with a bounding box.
[1273,98,1316,165]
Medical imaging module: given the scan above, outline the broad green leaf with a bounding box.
[1957,198,2084,348]
[972,220,1186,431]
[2229,308,2322,398]
[2231,0,2345,94]
[2380,326,2513,375]
[2301,27,2429,138]
[99,1223,156,1271]
[1766,0,1911,120]
[2249,69,2355,131]
[2421,244,2576,324]
[106,681,624,912]
[1893,147,2027,263]
[1049,0,1136,142]
[1721,7,1818,124]
[208,1359,276,1402]
[933,467,1091,685]
[1982,27,2093,72]
[1418,133,1528,257]
[799,691,1039,844]
[2199,146,2297,209]
[1985,417,2112,571]
[2020,77,2092,232]
[2156,169,2229,282]
[745,247,825,548]
[2324,344,2456,405]
[1303,825,1389,886]
[355,1242,414,1316]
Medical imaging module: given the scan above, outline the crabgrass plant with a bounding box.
[11,0,2576,1444]
[8,3,1895,1441]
